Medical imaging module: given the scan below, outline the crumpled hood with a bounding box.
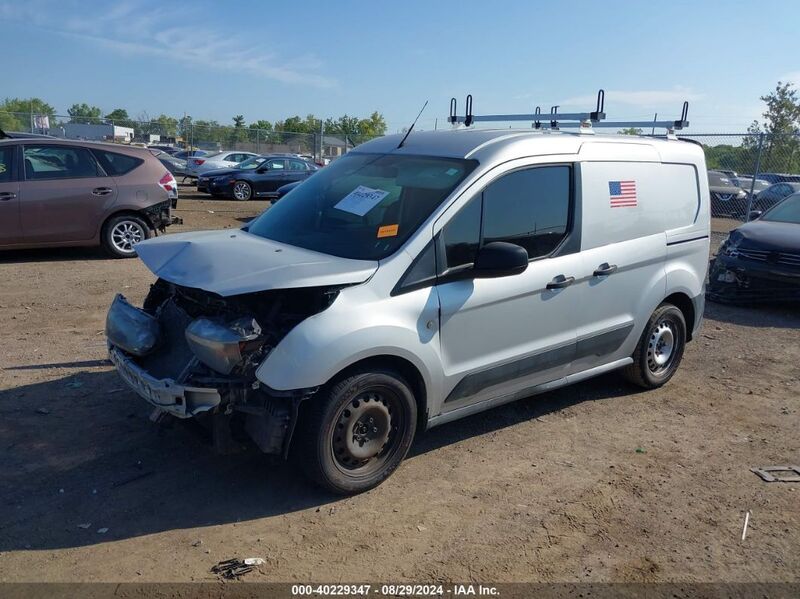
[735,220,800,252]
[135,229,378,296]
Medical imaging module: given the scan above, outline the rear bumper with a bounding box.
[109,345,221,419]
[707,254,800,303]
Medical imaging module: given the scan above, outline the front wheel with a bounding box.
[232,180,252,201]
[101,214,152,258]
[295,369,417,495]
[623,303,687,389]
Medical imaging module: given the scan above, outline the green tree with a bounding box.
[0,97,57,131]
[617,127,643,136]
[153,114,178,137]
[104,108,132,127]
[67,103,103,124]
[250,119,272,132]
[230,114,247,144]
[748,81,800,173]
[357,111,387,137]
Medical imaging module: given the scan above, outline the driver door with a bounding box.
[253,158,288,196]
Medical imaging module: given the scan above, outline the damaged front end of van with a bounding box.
[105,229,377,455]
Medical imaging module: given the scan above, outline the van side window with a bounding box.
[482,166,570,259]
[441,195,481,270]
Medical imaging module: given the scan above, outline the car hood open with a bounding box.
[135,229,379,296]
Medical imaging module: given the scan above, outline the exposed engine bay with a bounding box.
[107,279,342,456]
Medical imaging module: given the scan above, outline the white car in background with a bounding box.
[187,151,258,177]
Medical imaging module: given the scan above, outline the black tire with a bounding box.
[101,214,152,259]
[232,180,252,201]
[294,369,417,495]
[623,303,687,389]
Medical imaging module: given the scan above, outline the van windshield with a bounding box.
[247,152,477,260]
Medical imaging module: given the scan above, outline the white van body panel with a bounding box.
[255,132,710,425]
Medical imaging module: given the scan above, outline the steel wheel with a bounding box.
[623,303,686,389]
[295,369,417,494]
[647,320,676,374]
[110,220,145,255]
[232,181,252,201]
[331,388,405,477]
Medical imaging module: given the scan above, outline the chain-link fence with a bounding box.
[667,132,800,252]
[0,111,382,162]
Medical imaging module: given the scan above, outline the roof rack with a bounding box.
[447,89,689,132]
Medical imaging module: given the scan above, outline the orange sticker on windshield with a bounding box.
[377,224,399,238]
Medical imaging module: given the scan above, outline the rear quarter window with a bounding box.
[92,149,144,176]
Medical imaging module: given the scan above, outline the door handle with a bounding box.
[546,275,575,290]
[92,187,113,196]
[0,192,16,201]
[593,263,618,277]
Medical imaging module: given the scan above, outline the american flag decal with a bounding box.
[609,180,637,207]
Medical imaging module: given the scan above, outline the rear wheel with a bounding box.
[295,369,417,495]
[232,180,252,201]
[101,214,152,258]
[623,303,686,389]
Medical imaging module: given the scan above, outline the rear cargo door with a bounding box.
[19,144,117,243]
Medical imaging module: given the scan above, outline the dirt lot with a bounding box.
[0,186,798,583]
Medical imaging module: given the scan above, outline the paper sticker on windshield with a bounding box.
[445,168,459,176]
[377,224,399,238]
[0,164,6,174]
[334,185,389,216]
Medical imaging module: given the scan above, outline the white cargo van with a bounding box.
[107,96,709,494]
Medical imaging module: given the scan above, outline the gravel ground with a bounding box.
[0,186,797,583]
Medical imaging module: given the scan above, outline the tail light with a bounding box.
[193,159,205,165]
[159,172,176,192]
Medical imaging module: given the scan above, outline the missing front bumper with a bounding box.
[109,345,221,419]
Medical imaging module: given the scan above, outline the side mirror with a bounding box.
[473,242,528,278]
[748,210,762,221]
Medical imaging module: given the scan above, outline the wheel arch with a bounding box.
[662,291,696,341]
[320,354,429,432]
[99,209,154,239]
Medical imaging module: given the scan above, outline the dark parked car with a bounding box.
[708,193,800,303]
[731,175,769,197]
[708,170,747,216]
[273,179,302,202]
[0,139,180,258]
[196,155,269,194]
[197,156,318,200]
[172,149,209,160]
[757,173,800,184]
[150,149,189,180]
[751,182,800,212]
[147,145,180,155]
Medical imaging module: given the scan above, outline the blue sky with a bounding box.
[2,0,799,133]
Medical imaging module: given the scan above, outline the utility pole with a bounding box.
[320,119,325,163]
[745,133,765,220]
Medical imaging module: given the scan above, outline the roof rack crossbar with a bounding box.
[446,90,689,131]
